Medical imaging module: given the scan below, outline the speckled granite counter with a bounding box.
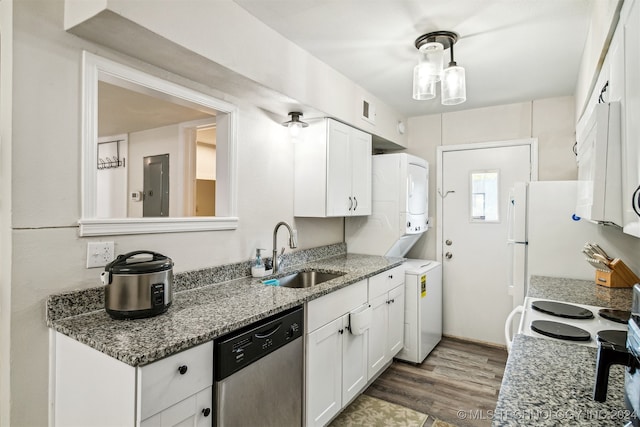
[494,335,629,426]
[493,276,635,426]
[48,249,403,367]
[528,275,633,311]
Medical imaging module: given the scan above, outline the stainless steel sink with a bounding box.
[266,270,345,288]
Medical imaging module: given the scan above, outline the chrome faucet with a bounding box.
[272,221,297,273]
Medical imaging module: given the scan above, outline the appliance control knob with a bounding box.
[202,408,211,417]
[178,365,188,375]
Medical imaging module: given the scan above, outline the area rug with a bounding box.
[328,394,430,427]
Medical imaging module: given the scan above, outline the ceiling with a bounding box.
[98,81,213,137]
[234,0,597,117]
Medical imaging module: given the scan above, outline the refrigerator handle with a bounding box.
[506,189,515,243]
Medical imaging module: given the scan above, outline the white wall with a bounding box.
[405,96,578,261]
[5,1,343,425]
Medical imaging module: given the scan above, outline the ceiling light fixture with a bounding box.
[282,112,309,137]
[412,31,466,106]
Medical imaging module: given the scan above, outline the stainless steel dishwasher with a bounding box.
[214,306,304,427]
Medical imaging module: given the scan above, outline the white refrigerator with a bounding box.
[507,181,602,308]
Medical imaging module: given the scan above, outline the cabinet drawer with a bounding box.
[368,266,404,299]
[307,280,367,333]
[139,341,213,420]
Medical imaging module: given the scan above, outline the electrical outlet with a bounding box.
[86,242,115,268]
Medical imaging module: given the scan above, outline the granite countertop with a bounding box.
[48,250,403,367]
[494,334,630,426]
[493,276,635,426]
[528,275,633,311]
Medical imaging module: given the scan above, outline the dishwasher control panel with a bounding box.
[214,306,304,380]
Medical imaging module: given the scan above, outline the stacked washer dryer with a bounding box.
[346,153,442,364]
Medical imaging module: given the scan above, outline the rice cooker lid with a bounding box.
[106,251,173,275]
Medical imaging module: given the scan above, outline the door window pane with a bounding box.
[471,170,499,222]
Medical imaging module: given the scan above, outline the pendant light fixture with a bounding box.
[282,112,309,137]
[412,31,466,106]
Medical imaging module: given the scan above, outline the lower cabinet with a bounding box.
[140,387,212,427]
[52,332,213,427]
[367,267,405,381]
[305,280,369,427]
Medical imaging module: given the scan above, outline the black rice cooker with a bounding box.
[101,250,173,320]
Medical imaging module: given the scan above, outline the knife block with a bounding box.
[595,259,640,288]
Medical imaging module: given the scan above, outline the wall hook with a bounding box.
[438,189,455,198]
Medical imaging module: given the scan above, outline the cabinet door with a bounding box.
[341,313,368,406]
[367,293,389,380]
[349,128,372,216]
[623,0,640,237]
[306,317,343,427]
[387,284,406,357]
[140,387,213,427]
[326,120,352,216]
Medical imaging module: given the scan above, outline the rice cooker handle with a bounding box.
[114,250,167,263]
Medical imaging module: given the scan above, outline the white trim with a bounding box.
[436,138,538,262]
[79,217,239,236]
[80,51,239,236]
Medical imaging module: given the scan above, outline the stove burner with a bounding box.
[598,309,631,324]
[531,320,591,342]
[531,300,594,319]
[597,329,628,347]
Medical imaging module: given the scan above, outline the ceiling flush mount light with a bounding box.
[412,31,466,106]
[282,112,309,137]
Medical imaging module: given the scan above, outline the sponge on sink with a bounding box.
[262,279,280,286]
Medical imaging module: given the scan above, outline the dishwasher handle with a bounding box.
[254,323,282,339]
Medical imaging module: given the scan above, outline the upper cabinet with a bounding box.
[621,0,640,237]
[295,119,372,217]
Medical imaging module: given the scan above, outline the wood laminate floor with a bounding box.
[364,336,508,427]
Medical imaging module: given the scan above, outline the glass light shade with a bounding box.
[412,63,436,100]
[419,42,444,83]
[441,65,466,105]
[288,122,302,137]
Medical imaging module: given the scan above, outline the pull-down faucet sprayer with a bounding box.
[272,221,297,273]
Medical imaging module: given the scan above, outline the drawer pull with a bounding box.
[388,274,393,279]
[202,408,211,417]
[177,365,188,375]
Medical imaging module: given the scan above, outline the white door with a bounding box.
[326,120,351,217]
[386,285,405,356]
[367,293,388,380]
[341,313,368,406]
[306,317,342,427]
[350,128,372,216]
[439,142,533,345]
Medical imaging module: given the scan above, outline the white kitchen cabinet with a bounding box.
[367,267,405,380]
[52,332,213,426]
[294,118,372,217]
[140,387,212,427]
[621,0,640,237]
[305,280,368,427]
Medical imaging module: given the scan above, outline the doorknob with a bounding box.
[445,252,453,260]
[445,239,452,246]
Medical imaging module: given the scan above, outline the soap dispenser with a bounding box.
[251,249,266,278]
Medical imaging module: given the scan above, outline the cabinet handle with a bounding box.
[348,197,353,211]
[202,408,211,417]
[177,365,188,375]
[339,329,344,334]
[353,196,358,211]
[633,185,640,217]
[388,274,393,279]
